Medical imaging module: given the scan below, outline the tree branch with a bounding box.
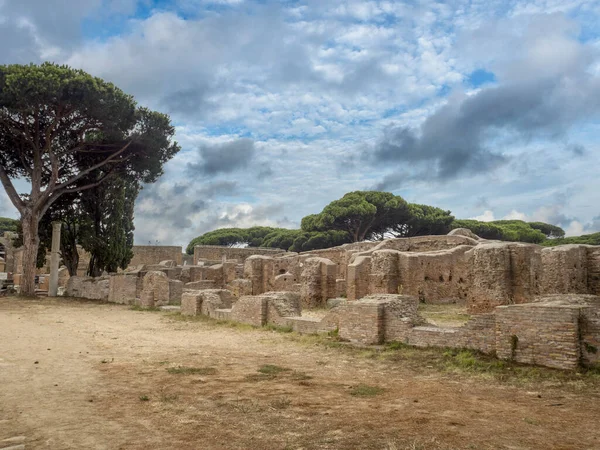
[0,163,25,213]
[51,140,132,194]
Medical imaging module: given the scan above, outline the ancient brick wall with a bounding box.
[108,274,140,304]
[398,246,471,305]
[347,256,372,300]
[66,276,110,300]
[338,300,385,344]
[580,306,600,367]
[139,271,170,307]
[495,304,581,370]
[194,245,284,264]
[130,246,182,267]
[540,245,588,295]
[230,296,268,326]
[300,257,337,308]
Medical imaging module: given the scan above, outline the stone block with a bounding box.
[169,279,184,305]
[300,257,337,308]
[181,291,203,316]
[347,256,371,300]
[108,274,139,304]
[540,245,588,295]
[139,271,170,307]
[231,295,268,326]
[227,278,252,297]
[185,280,216,290]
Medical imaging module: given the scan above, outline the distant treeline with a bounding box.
[186,191,590,254]
[0,217,18,235]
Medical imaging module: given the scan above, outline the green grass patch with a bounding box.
[264,323,294,333]
[130,305,161,312]
[349,384,385,397]
[166,366,217,375]
[258,364,291,375]
[245,373,277,382]
[139,395,150,401]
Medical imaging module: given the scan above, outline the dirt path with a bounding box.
[1,297,599,450]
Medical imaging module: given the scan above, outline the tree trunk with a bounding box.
[62,223,79,277]
[20,212,40,297]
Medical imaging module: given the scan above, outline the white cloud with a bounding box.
[471,210,495,222]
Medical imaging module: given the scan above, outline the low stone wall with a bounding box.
[108,274,140,304]
[66,276,110,301]
[495,304,581,370]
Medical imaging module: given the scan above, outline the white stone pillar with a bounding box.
[48,221,62,297]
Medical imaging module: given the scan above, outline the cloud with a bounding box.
[471,210,495,222]
[187,138,257,175]
[368,13,600,186]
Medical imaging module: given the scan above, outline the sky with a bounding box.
[1,0,600,246]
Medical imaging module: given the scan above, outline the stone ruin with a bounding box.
[63,229,600,371]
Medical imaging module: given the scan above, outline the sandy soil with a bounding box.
[1,297,600,450]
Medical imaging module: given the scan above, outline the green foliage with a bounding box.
[302,191,408,242]
[185,226,280,254]
[528,222,565,239]
[166,366,217,375]
[349,384,385,397]
[451,219,505,240]
[81,177,138,276]
[0,217,17,234]
[541,232,600,247]
[0,63,179,294]
[389,203,454,237]
[186,227,351,254]
[452,219,548,243]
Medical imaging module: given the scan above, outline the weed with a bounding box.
[264,323,294,333]
[291,371,313,381]
[258,364,290,375]
[166,366,217,375]
[349,384,384,397]
[139,395,150,401]
[386,341,410,351]
[584,342,598,354]
[270,397,292,410]
[130,305,161,312]
[510,335,519,360]
[245,373,276,382]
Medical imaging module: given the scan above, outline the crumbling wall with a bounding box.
[587,247,600,295]
[129,246,182,267]
[108,274,140,304]
[230,295,268,326]
[397,246,471,305]
[181,289,236,317]
[468,243,512,313]
[169,279,183,305]
[244,255,275,295]
[66,276,110,300]
[540,245,589,295]
[139,271,170,308]
[369,250,401,295]
[495,303,581,370]
[300,257,337,308]
[347,256,372,300]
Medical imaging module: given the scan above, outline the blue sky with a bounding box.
[1,0,600,246]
